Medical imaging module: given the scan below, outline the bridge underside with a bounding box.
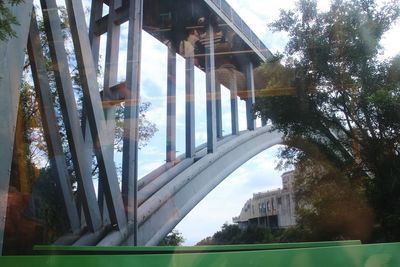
[0,0,274,253]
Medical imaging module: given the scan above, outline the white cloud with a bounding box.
[380,20,400,60]
[138,161,165,178]
[226,0,296,53]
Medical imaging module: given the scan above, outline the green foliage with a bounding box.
[28,168,70,242]
[293,156,374,241]
[254,0,400,242]
[114,102,158,152]
[0,0,24,41]
[159,230,185,246]
[196,223,285,245]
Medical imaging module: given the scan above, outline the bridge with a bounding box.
[0,0,284,252]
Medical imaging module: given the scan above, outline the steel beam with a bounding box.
[205,24,217,153]
[121,0,143,245]
[0,1,33,255]
[185,56,196,158]
[28,16,81,233]
[41,0,103,232]
[166,48,177,163]
[246,62,256,130]
[65,0,127,229]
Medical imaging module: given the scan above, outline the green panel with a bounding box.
[1,242,399,267]
[34,240,361,254]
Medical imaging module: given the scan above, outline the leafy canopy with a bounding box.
[0,0,24,41]
[254,0,400,241]
[159,230,185,246]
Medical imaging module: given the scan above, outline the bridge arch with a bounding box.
[135,127,282,245]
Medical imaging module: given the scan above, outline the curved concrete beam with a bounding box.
[136,127,282,245]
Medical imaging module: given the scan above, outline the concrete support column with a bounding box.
[166,48,177,162]
[230,75,239,135]
[98,0,122,224]
[122,0,143,246]
[185,56,195,158]
[0,1,33,254]
[205,24,217,153]
[246,62,256,130]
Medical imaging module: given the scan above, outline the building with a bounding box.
[232,171,296,229]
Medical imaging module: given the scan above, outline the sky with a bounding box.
[71,0,399,246]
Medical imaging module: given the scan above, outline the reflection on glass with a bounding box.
[0,0,399,262]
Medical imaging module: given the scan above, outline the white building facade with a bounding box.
[232,171,296,229]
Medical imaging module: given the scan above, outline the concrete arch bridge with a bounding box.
[0,0,283,252]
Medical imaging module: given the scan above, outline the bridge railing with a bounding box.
[206,0,272,61]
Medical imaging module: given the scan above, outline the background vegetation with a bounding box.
[253,0,400,242]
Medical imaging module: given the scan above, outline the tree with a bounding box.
[254,0,400,242]
[159,230,185,246]
[196,223,281,245]
[0,0,24,41]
